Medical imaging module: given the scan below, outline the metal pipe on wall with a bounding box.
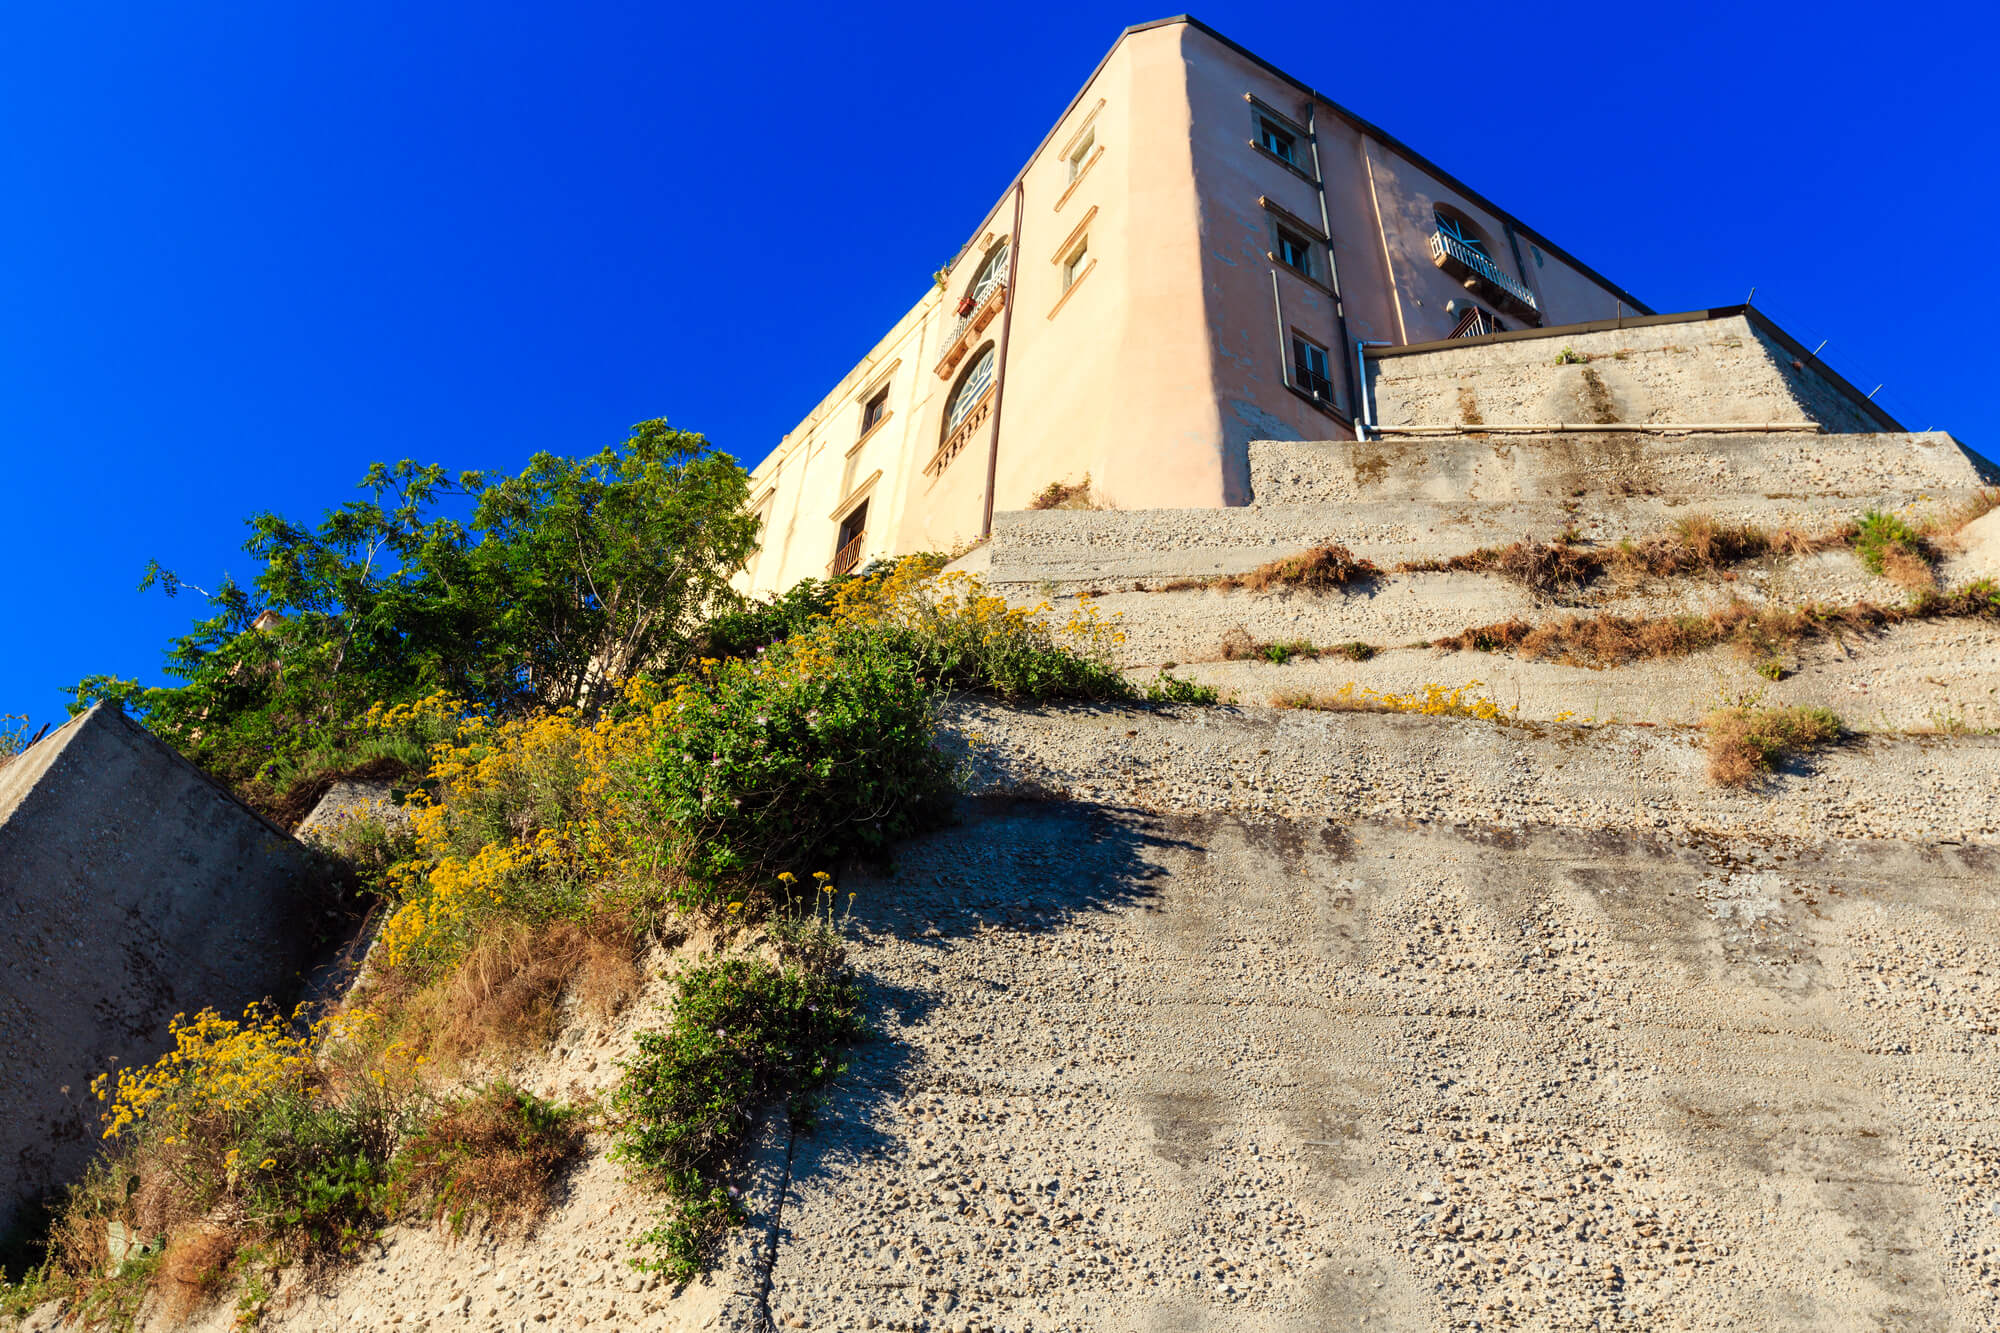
[980,181,1027,539]
[1306,102,1361,428]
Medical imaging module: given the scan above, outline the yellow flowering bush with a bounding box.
[1274,680,1521,724]
[374,681,670,973]
[93,1005,318,1142]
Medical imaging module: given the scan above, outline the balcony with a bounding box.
[934,275,1007,379]
[1428,229,1539,320]
[830,530,865,576]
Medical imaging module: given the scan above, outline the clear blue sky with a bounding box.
[2,1,1991,730]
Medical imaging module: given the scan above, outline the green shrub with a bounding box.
[644,621,956,895]
[698,578,843,661]
[1850,510,1926,576]
[1140,671,1219,704]
[233,1087,405,1263]
[611,955,864,1282]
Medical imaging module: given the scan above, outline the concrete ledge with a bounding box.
[1247,431,1986,506]
[988,489,1989,586]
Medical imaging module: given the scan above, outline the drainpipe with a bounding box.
[1306,102,1361,432]
[1353,339,1392,440]
[980,181,1027,539]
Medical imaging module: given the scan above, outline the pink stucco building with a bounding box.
[742,16,1668,593]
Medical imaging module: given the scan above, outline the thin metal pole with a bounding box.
[1271,269,1291,391]
[979,181,1026,539]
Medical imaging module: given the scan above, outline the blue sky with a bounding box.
[2,1,1992,730]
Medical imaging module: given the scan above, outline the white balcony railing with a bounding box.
[946,266,1008,348]
[1428,229,1539,314]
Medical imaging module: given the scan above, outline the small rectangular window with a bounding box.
[1274,225,1314,279]
[1063,238,1089,290]
[1291,334,1333,402]
[861,387,888,436]
[1068,128,1095,182]
[1258,116,1296,165]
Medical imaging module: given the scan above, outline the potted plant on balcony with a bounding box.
[955,294,977,316]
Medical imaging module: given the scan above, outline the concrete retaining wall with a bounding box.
[0,705,324,1234]
[1367,313,1893,434]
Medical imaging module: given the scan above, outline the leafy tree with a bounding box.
[74,422,758,795]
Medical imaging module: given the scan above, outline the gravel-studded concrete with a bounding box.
[1246,432,1984,507]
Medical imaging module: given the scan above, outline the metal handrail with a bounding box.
[1429,230,1538,312]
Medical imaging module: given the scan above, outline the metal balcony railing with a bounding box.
[1292,363,1335,403]
[945,269,1008,348]
[830,531,866,576]
[1428,229,1539,314]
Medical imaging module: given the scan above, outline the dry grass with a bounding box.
[389,1083,584,1236]
[365,915,643,1072]
[1703,705,1843,787]
[1212,544,1381,594]
[158,1224,239,1322]
[1433,578,2000,668]
[1026,474,1103,511]
[1399,516,1809,598]
[1433,599,1905,667]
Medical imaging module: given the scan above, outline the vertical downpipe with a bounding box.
[1306,102,1361,430]
[980,181,1028,539]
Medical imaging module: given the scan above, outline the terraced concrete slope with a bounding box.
[57,705,1998,1333]
[975,428,2000,732]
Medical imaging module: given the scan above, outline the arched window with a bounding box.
[1432,206,1490,259]
[943,344,996,436]
[965,243,1009,305]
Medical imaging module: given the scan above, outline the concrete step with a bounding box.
[1146,618,2000,731]
[1060,551,1907,667]
[1247,431,1990,505]
[989,489,1988,587]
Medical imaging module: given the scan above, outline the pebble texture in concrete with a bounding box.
[0,705,323,1236]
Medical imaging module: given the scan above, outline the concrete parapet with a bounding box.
[0,705,326,1235]
[1247,431,1988,506]
[1367,309,1899,435]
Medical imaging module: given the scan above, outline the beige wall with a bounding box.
[741,17,1653,595]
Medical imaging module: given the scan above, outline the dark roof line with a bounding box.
[1135,15,1654,317]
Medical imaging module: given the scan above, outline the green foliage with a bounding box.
[1553,347,1589,365]
[73,423,758,792]
[1849,509,1924,575]
[233,1088,405,1263]
[1704,704,1844,786]
[1139,671,1219,704]
[611,955,864,1282]
[642,622,956,895]
[697,578,843,661]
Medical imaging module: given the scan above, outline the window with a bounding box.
[1257,116,1296,165]
[861,386,889,436]
[1274,225,1314,279]
[832,501,868,575]
[1067,128,1095,182]
[1063,238,1089,290]
[966,243,1009,306]
[1291,334,1333,402]
[943,344,995,436]
[1433,208,1490,259]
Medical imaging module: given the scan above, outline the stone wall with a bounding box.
[0,704,323,1234]
[1367,311,1897,434]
